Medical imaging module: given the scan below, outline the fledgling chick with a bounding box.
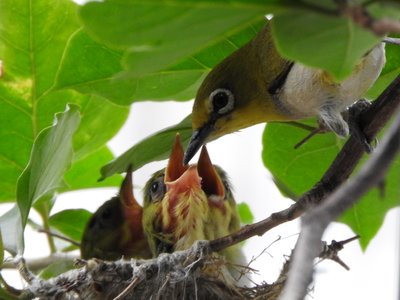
[81,165,151,260]
[184,19,385,164]
[143,134,246,283]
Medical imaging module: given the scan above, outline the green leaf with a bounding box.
[340,160,399,250]
[78,0,274,79]
[0,285,19,300]
[16,104,80,239]
[0,205,23,256]
[237,202,254,225]
[64,146,123,191]
[0,0,129,203]
[100,115,192,180]
[339,125,400,250]
[38,260,77,280]
[271,10,381,80]
[263,120,345,196]
[72,96,129,162]
[55,20,266,105]
[48,209,92,243]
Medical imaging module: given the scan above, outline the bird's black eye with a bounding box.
[223,181,231,200]
[151,182,159,193]
[210,88,234,115]
[149,175,165,203]
[100,208,113,220]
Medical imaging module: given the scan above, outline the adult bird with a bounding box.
[183,19,385,164]
[81,165,151,260]
[143,134,246,283]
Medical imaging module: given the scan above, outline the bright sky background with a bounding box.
[2,100,398,299]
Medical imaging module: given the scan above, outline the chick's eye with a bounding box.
[151,182,159,193]
[223,181,231,200]
[100,208,112,220]
[149,176,165,203]
[210,88,234,115]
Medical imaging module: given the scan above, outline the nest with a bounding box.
[16,241,288,300]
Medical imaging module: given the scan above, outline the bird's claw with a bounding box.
[348,98,375,154]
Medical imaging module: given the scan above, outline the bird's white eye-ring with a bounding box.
[209,88,234,115]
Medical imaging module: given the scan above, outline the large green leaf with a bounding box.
[271,11,380,81]
[262,119,400,249]
[263,119,345,198]
[55,20,266,105]
[270,1,400,80]
[339,153,400,249]
[0,0,129,203]
[99,115,193,180]
[48,209,92,244]
[78,0,277,80]
[16,104,80,232]
[64,146,123,190]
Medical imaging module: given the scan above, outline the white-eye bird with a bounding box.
[143,134,247,283]
[183,19,385,164]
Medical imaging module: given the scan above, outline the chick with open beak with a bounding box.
[143,134,246,282]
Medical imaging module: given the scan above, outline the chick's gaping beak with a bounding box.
[167,133,224,200]
[183,122,215,165]
[197,145,225,200]
[120,164,142,214]
[161,133,226,239]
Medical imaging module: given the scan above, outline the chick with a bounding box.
[143,134,246,282]
[81,165,151,260]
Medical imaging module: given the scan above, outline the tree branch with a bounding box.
[210,74,400,253]
[279,107,400,300]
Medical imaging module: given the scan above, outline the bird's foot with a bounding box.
[348,98,375,154]
[318,104,349,138]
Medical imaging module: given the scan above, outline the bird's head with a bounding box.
[143,134,235,255]
[183,41,280,165]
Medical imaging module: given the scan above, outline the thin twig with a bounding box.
[37,229,80,246]
[113,276,141,300]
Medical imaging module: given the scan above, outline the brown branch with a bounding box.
[210,74,400,254]
[345,4,400,36]
[280,106,400,300]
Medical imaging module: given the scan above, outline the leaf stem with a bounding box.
[34,202,57,254]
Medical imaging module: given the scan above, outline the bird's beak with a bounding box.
[165,133,199,200]
[197,145,225,200]
[166,133,224,199]
[120,164,142,217]
[165,133,189,183]
[183,122,215,165]
[160,135,225,238]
